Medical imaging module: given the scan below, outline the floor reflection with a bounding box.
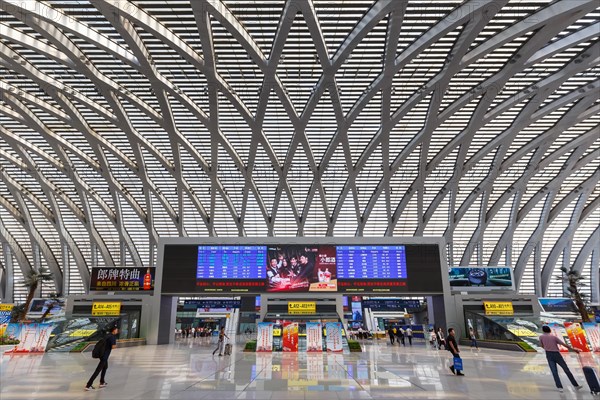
[1,340,597,400]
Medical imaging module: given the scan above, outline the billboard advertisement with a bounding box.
[266,245,336,292]
[27,298,64,318]
[564,322,590,352]
[538,298,579,313]
[282,322,299,352]
[90,267,155,292]
[449,267,513,290]
[549,323,569,352]
[583,322,600,352]
[306,322,323,352]
[0,304,13,336]
[256,322,274,352]
[4,323,54,353]
[325,322,343,352]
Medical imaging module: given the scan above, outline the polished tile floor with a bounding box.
[1,338,598,400]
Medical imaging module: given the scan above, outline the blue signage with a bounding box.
[336,245,407,279]
[196,246,266,279]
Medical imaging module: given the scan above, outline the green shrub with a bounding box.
[347,339,362,352]
[0,335,20,345]
[244,340,257,352]
[69,342,90,352]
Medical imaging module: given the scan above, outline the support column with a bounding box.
[427,295,447,331]
[2,243,14,303]
[154,295,177,345]
[591,249,599,304]
[62,244,69,296]
[533,243,542,296]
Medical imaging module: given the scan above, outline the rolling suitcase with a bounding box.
[224,343,232,356]
[583,366,600,395]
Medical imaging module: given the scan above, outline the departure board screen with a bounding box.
[196,246,266,279]
[161,242,443,295]
[336,245,407,279]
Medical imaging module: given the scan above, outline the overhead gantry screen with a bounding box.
[159,238,445,295]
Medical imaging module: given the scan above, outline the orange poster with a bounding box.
[564,322,590,352]
[282,322,298,352]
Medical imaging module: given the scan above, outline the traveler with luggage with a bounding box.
[539,325,583,393]
[213,327,229,356]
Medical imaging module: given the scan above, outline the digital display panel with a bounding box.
[191,245,267,292]
[362,299,421,311]
[161,242,443,295]
[449,267,513,290]
[266,245,337,292]
[196,246,266,279]
[538,298,579,313]
[336,245,407,279]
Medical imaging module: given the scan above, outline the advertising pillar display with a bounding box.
[256,322,274,352]
[583,322,600,352]
[282,322,299,352]
[4,323,54,353]
[549,323,569,352]
[564,322,590,352]
[306,322,323,352]
[325,322,343,352]
[0,304,14,336]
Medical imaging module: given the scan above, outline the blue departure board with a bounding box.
[196,246,266,279]
[336,245,407,279]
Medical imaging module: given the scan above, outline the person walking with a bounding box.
[539,325,583,393]
[397,327,405,346]
[436,327,446,350]
[447,328,464,376]
[387,327,395,345]
[405,327,413,346]
[469,327,479,350]
[213,326,229,356]
[429,329,438,349]
[85,326,118,391]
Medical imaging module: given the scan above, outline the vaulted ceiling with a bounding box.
[0,0,598,301]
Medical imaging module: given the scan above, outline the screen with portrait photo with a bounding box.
[265,245,337,292]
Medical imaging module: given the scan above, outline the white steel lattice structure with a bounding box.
[0,0,598,302]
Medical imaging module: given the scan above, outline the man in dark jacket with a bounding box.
[447,328,464,376]
[86,326,118,390]
[387,327,395,345]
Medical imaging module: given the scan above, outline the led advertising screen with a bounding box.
[538,298,579,313]
[90,267,155,292]
[194,246,267,292]
[336,245,435,293]
[266,245,337,292]
[448,267,513,291]
[161,241,444,295]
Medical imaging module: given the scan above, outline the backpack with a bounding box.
[92,337,107,359]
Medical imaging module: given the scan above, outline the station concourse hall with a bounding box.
[0,1,599,400]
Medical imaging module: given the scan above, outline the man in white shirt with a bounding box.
[405,327,413,346]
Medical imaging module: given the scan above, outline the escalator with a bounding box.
[465,310,538,351]
[45,316,120,352]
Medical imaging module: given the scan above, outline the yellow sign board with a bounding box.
[484,301,513,315]
[92,302,121,316]
[288,301,316,314]
[0,304,14,312]
[69,329,97,337]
